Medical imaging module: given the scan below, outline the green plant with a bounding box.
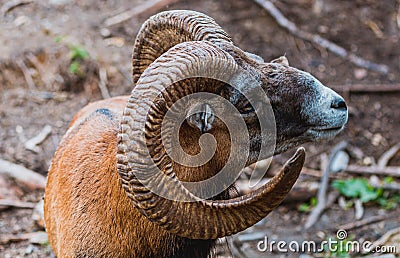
[323,236,352,258]
[332,177,400,209]
[69,45,90,61]
[298,197,317,212]
[332,178,381,203]
[55,36,90,76]
[68,45,90,76]
[68,61,81,74]
[376,192,400,210]
[55,35,65,43]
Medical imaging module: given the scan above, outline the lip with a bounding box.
[310,126,344,132]
[307,125,345,139]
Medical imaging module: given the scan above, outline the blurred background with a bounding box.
[0,0,399,257]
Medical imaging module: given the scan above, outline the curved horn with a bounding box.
[118,41,305,239]
[132,10,232,83]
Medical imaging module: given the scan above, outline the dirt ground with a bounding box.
[0,0,399,257]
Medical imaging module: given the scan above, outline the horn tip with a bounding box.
[295,147,306,156]
[287,147,306,166]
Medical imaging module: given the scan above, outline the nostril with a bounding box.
[331,98,347,110]
[336,100,347,110]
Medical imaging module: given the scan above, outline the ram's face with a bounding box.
[210,58,347,161]
[258,62,348,154]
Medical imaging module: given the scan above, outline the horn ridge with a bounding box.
[132,10,232,83]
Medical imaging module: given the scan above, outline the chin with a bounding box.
[306,125,346,141]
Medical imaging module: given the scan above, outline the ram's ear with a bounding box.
[271,56,289,66]
[187,103,215,134]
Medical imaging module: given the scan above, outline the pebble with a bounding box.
[29,231,48,245]
[371,133,384,146]
[14,16,30,27]
[330,150,349,173]
[100,28,111,38]
[354,68,368,80]
[104,37,125,47]
[25,245,34,254]
[362,156,374,166]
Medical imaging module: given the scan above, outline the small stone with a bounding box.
[14,16,30,27]
[104,37,125,47]
[354,199,364,220]
[354,68,367,80]
[362,156,374,166]
[16,125,24,134]
[29,232,48,245]
[369,175,380,186]
[338,196,347,210]
[32,199,45,229]
[318,64,326,72]
[318,25,329,33]
[56,120,64,127]
[108,66,118,76]
[371,133,384,146]
[100,28,111,38]
[25,245,34,254]
[330,150,349,173]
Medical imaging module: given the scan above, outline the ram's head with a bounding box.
[117,10,348,240]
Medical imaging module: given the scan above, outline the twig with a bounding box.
[104,0,180,27]
[301,167,343,179]
[98,67,111,99]
[227,236,248,258]
[24,125,52,153]
[0,231,48,245]
[117,66,132,85]
[26,52,53,89]
[372,182,400,192]
[302,168,400,192]
[304,150,329,229]
[237,177,319,203]
[397,1,400,30]
[305,141,347,229]
[32,199,45,229]
[301,167,323,177]
[305,192,339,229]
[16,125,27,143]
[318,142,347,202]
[0,0,33,16]
[252,0,389,74]
[378,143,400,168]
[330,84,400,93]
[339,213,394,231]
[15,58,36,90]
[0,199,36,209]
[345,165,400,178]
[354,199,364,220]
[0,159,46,189]
[236,232,266,242]
[370,227,400,251]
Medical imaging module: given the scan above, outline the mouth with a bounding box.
[307,125,345,139]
